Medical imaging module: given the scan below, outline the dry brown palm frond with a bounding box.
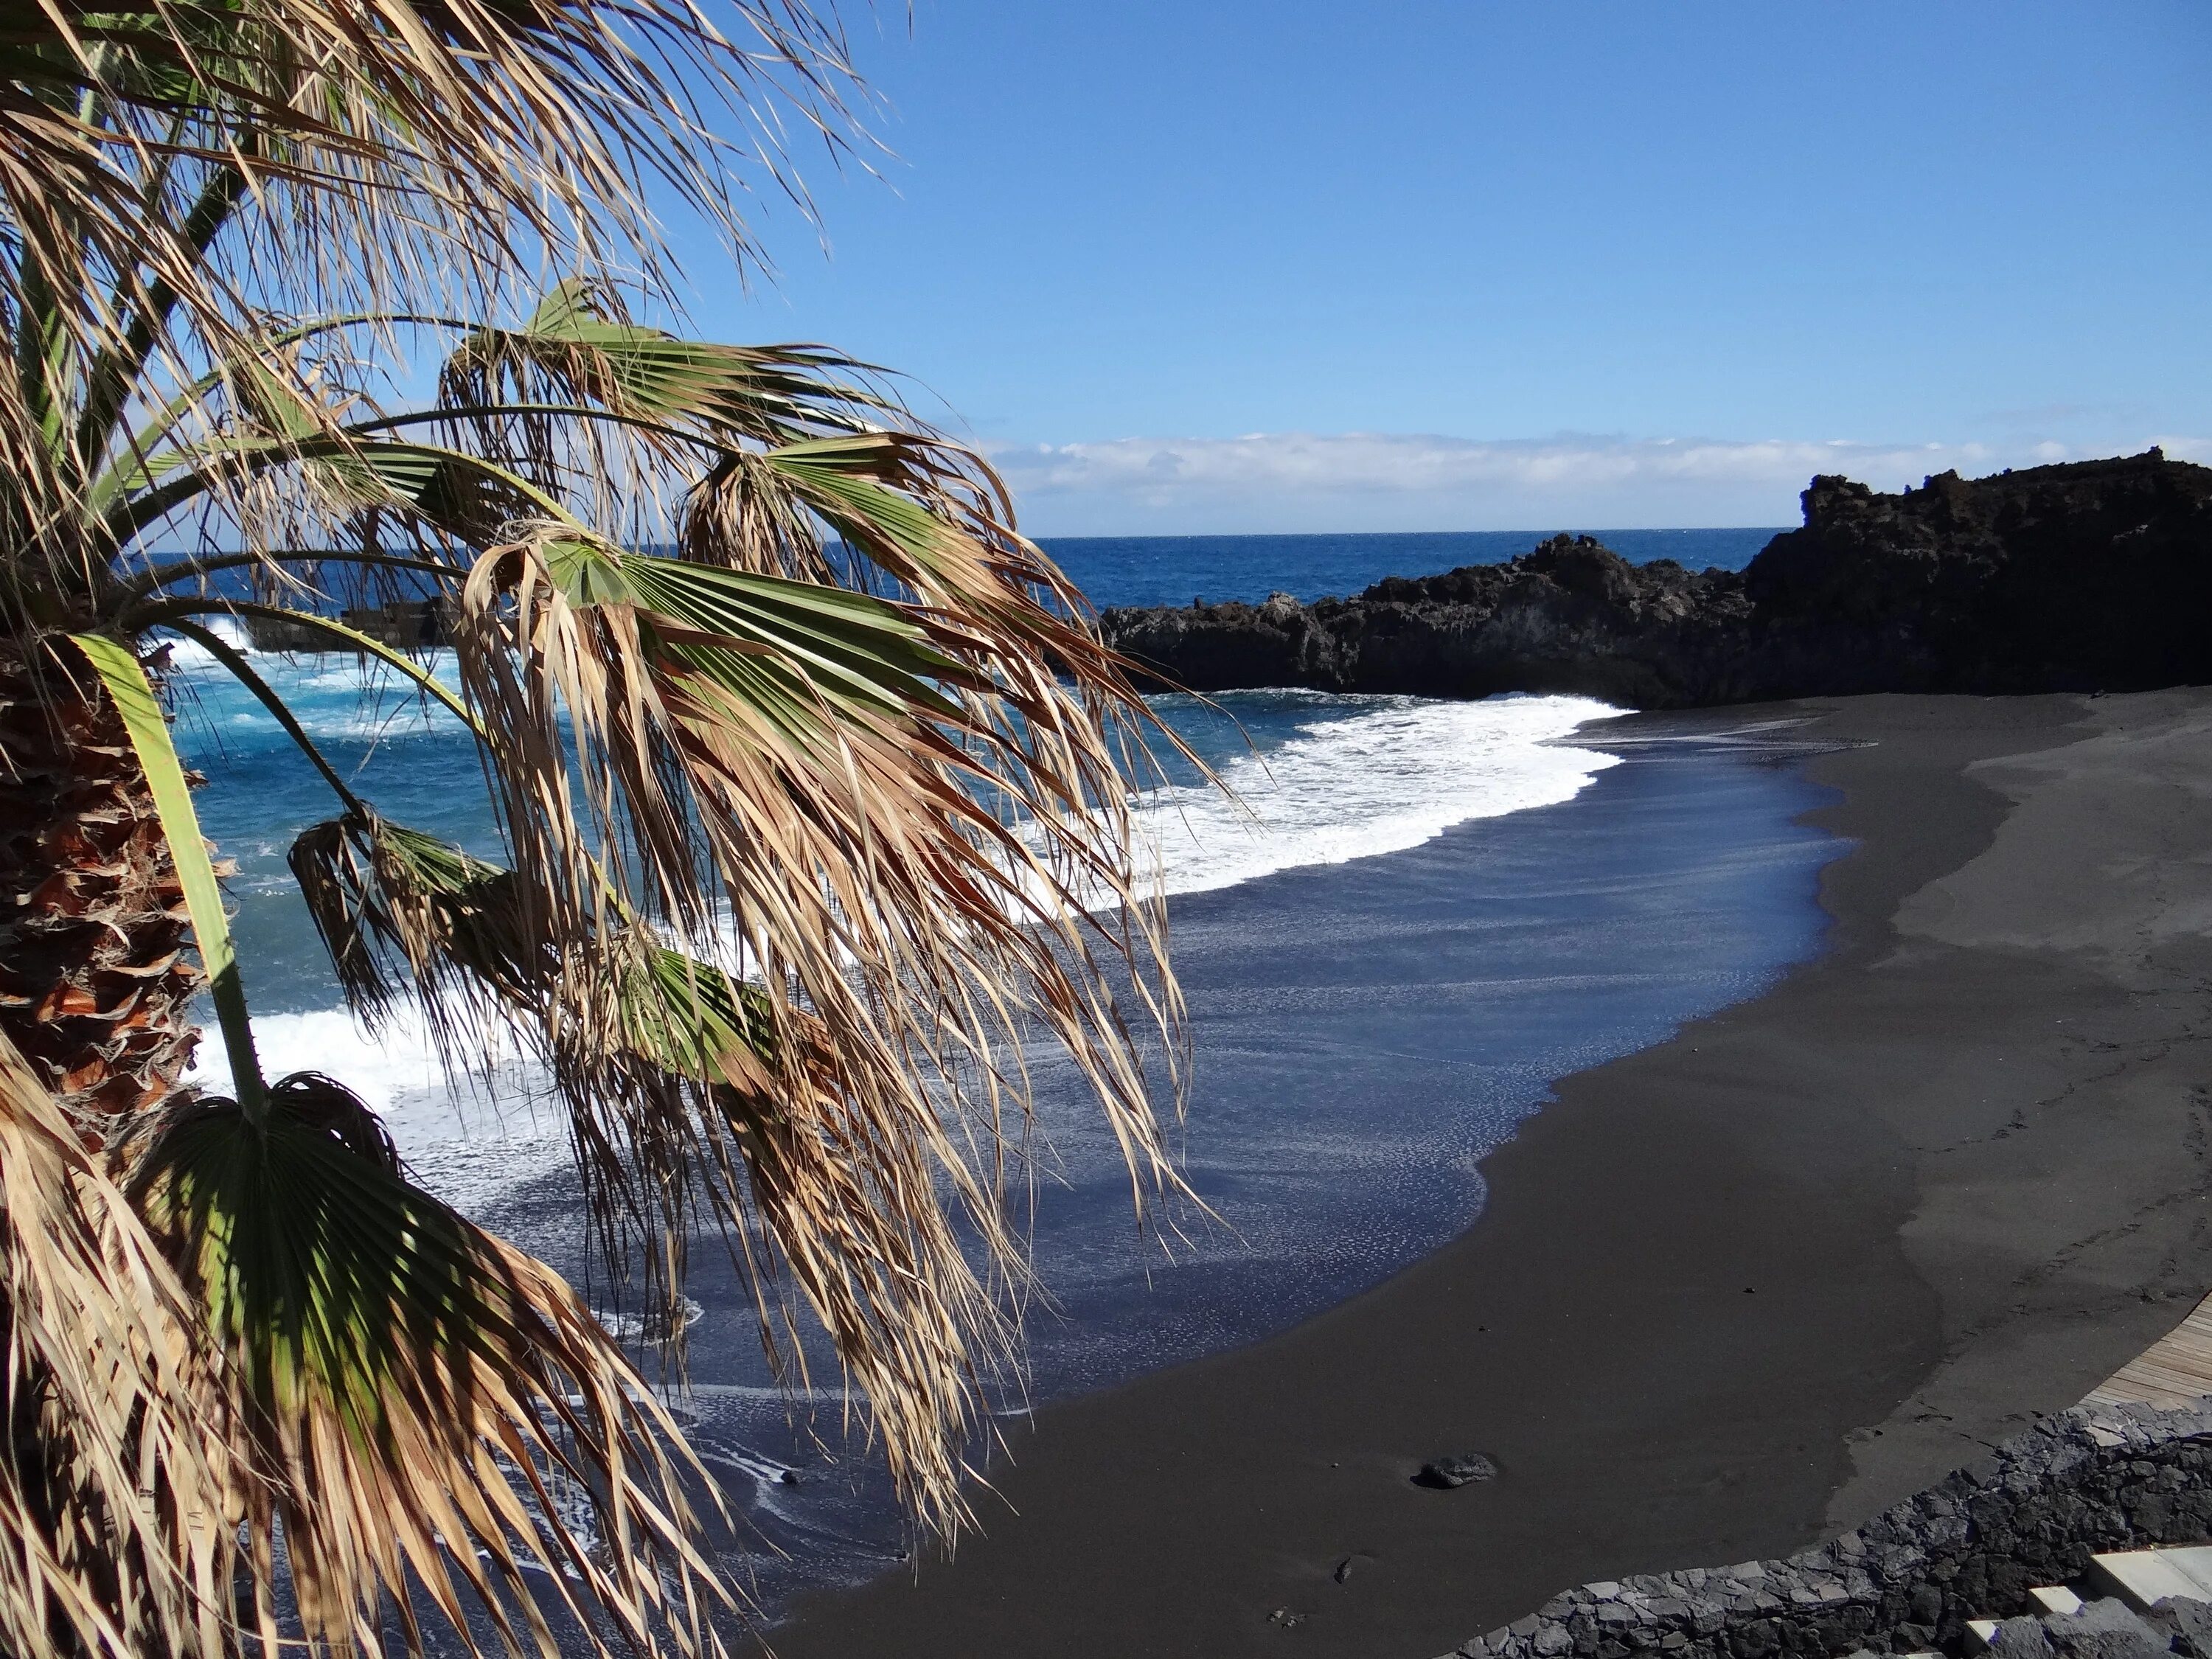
[131,1068,738,1658]
[439,279,899,442]
[289,810,538,1035]
[421,279,906,572]
[4,0,1223,1641]
[6,0,872,355]
[3,0,878,627]
[0,1029,241,1659]
[62,625,745,1656]
[431,518,1194,1531]
[288,804,1036,1512]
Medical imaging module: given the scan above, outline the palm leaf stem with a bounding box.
[89,311,476,504]
[66,630,267,1120]
[346,401,729,450]
[11,207,64,451]
[0,1026,237,1659]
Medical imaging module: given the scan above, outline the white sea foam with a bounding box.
[1135,692,1624,897]
[153,614,253,665]
[159,620,465,744]
[156,628,1626,894]
[186,1005,442,1114]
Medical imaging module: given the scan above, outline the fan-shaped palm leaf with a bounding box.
[4,0,869,361]
[133,1073,734,1658]
[102,296,1204,1534]
[69,624,746,1655]
[434,518,1190,1527]
[1,0,1225,1651]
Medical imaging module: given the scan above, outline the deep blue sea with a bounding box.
[162,529,1833,1627]
[1039,526,1781,611]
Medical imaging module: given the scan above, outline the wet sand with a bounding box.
[767,691,2212,1659]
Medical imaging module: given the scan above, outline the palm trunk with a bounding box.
[0,644,203,1133]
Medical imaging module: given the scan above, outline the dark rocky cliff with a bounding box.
[1098,450,2212,707]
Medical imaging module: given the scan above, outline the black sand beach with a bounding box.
[767,691,2212,1659]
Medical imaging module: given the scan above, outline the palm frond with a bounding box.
[288,804,1039,1512]
[0,1029,239,1659]
[442,279,897,442]
[66,632,742,1651]
[4,1,874,621]
[5,0,871,361]
[69,629,267,1115]
[26,247,1211,1587]
[132,1070,735,1658]
[0,0,1224,1638]
[430,504,1194,1529]
[95,299,1204,1540]
[288,811,531,1037]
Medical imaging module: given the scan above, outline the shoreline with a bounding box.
[765,690,2212,1659]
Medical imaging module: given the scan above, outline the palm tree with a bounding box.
[1,7,1193,1655]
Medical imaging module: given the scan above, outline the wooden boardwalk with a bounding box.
[2085,1289,2212,1410]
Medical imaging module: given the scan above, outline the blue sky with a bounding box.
[678,1,2211,533]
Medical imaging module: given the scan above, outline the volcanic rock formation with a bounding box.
[1098,450,2212,707]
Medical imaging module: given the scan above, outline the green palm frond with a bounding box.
[285,801,1044,1512]
[69,629,268,1116]
[133,1071,733,1658]
[86,299,1208,1573]
[0,0,1217,1646]
[74,628,742,1652]
[4,0,872,616]
[289,811,535,1050]
[442,278,898,441]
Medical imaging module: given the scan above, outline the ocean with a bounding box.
[165,526,1830,1624]
[1039,526,1781,610]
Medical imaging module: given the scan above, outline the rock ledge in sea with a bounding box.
[1102,451,2212,709]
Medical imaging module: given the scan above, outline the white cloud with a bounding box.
[985,431,2199,535]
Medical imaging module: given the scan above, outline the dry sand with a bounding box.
[767,691,2212,1659]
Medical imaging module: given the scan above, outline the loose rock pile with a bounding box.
[1439,1400,2212,1659]
[1977,1594,2212,1659]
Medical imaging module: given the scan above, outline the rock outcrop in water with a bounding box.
[1098,450,2212,707]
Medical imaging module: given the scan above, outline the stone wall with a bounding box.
[1439,1401,2212,1659]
